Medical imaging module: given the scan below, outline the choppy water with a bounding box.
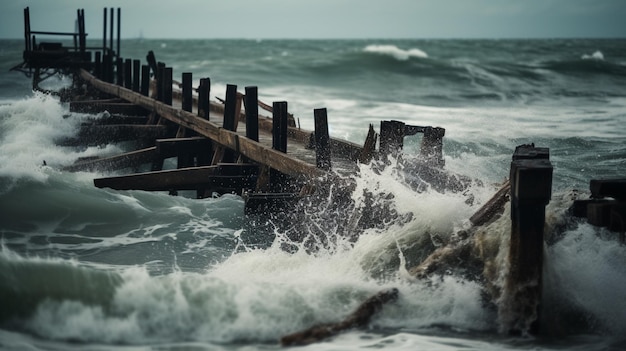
[1,38,625,350]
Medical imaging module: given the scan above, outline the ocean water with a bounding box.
[1,38,625,350]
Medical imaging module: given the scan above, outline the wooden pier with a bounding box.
[11,6,626,340]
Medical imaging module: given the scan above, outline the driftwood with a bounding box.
[408,181,511,279]
[280,288,399,347]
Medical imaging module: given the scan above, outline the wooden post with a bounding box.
[132,60,141,92]
[102,7,107,53]
[24,7,31,52]
[94,52,102,79]
[217,84,240,163]
[358,124,378,164]
[146,51,157,77]
[502,144,552,334]
[116,7,121,58]
[244,86,259,142]
[109,8,114,55]
[273,101,288,153]
[156,62,165,102]
[314,108,331,170]
[124,59,132,89]
[182,72,193,112]
[103,53,113,83]
[140,64,150,96]
[223,84,238,131]
[420,126,445,167]
[379,120,405,160]
[116,57,123,86]
[162,67,173,106]
[198,78,211,120]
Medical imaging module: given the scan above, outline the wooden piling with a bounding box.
[273,101,288,153]
[124,59,132,89]
[94,51,102,79]
[314,108,331,170]
[102,8,107,53]
[503,144,552,334]
[156,62,164,101]
[116,8,121,57]
[218,84,240,163]
[140,64,149,96]
[162,67,173,106]
[198,78,211,120]
[182,72,192,112]
[421,127,445,167]
[132,59,140,92]
[109,8,114,55]
[116,57,123,86]
[223,84,239,131]
[244,86,259,142]
[379,120,405,159]
[358,124,378,164]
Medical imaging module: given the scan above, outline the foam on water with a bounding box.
[363,45,428,60]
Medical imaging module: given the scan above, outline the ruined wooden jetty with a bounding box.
[11,6,625,340]
[13,7,448,211]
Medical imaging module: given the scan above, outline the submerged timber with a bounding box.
[10,6,626,345]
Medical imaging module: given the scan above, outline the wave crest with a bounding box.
[363,45,428,61]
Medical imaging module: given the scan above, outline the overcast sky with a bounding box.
[1,0,625,39]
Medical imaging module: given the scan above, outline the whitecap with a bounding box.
[364,44,428,61]
[582,50,604,60]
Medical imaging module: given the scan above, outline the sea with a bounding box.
[0,38,625,350]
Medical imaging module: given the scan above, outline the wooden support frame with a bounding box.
[79,69,324,179]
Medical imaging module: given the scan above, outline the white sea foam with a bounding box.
[582,50,604,60]
[363,45,428,60]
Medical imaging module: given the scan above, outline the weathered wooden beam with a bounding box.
[70,101,148,115]
[503,144,552,335]
[94,51,102,79]
[198,78,211,120]
[124,59,132,89]
[79,69,324,179]
[162,67,173,106]
[140,64,150,96]
[116,57,123,86]
[379,120,405,159]
[358,124,378,164]
[273,101,288,153]
[280,288,399,346]
[62,146,158,172]
[182,72,193,112]
[420,126,445,167]
[469,180,510,226]
[94,164,258,192]
[132,59,140,93]
[244,86,259,142]
[314,108,331,170]
[58,124,170,146]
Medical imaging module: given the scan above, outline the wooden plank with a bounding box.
[62,146,158,172]
[469,180,510,226]
[70,101,148,115]
[94,164,258,191]
[58,124,170,146]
